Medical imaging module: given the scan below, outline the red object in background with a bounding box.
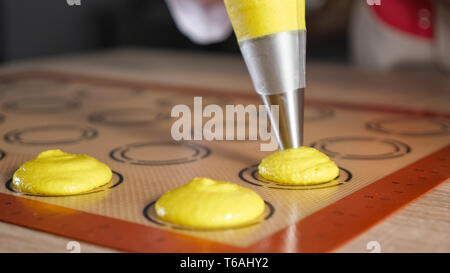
[371,0,434,40]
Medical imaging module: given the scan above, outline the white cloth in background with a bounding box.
[351,0,449,71]
[165,0,232,45]
[166,0,449,71]
[350,1,433,70]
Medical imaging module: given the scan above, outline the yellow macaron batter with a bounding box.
[155,177,265,229]
[224,0,306,41]
[12,149,112,196]
[259,147,339,185]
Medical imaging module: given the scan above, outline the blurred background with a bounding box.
[0,0,448,71]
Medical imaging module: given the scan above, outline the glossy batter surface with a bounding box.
[155,177,265,229]
[12,149,112,195]
[259,147,339,185]
[224,0,306,41]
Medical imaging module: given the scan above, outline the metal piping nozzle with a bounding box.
[260,89,304,150]
[239,30,306,150]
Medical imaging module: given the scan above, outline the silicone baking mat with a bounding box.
[0,70,448,252]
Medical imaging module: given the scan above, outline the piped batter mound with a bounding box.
[12,149,112,196]
[155,178,265,229]
[258,147,339,185]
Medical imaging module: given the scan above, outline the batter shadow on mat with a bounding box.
[4,170,123,197]
[143,199,275,232]
[239,164,352,190]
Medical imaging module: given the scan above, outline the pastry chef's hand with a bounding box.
[165,0,232,44]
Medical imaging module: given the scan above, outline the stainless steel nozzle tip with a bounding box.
[260,89,304,150]
[239,30,306,150]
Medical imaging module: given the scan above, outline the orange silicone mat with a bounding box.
[0,70,448,252]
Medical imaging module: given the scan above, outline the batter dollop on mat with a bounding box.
[258,146,339,185]
[12,149,112,196]
[155,177,265,229]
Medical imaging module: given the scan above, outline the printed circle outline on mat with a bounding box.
[2,96,81,114]
[4,125,98,145]
[110,142,210,166]
[304,106,335,122]
[310,136,411,160]
[0,79,62,98]
[70,88,127,99]
[0,150,6,161]
[88,108,170,127]
[143,199,275,231]
[239,164,352,190]
[366,118,450,137]
[5,170,123,197]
